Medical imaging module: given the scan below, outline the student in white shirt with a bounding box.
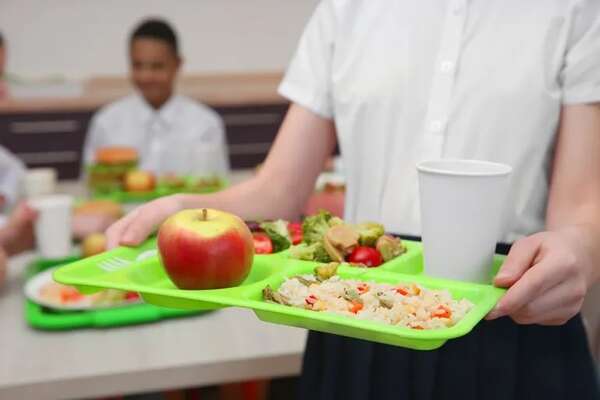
[106,2,600,399]
[82,19,229,177]
[0,203,37,287]
[0,145,25,211]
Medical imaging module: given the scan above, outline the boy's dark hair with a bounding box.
[0,32,4,47]
[130,18,179,56]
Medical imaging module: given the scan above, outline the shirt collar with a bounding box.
[134,92,179,128]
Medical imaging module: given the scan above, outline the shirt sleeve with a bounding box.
[561,0,600,104]
[0,146,25,208]
[278,0,336,119]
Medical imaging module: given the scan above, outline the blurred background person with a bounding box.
[0,32,8,99]
[82,18,229,178]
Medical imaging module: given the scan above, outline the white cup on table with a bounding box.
[417,159,512,284]
[29,194,73,259]
[23,168,57,199]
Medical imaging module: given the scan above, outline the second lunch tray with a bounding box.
[92,176,227,204]
[26,247,207,330]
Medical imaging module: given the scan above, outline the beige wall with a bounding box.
[0,0,318,80]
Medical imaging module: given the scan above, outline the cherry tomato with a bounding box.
[287,222,303,245]
[252,232,273,254]
[347,246,383,267]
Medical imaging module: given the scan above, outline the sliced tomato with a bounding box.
[253,232,273,254]
[287,222,303,245]
[395,287,409,296]
[60,287,84,303]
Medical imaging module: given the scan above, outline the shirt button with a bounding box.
[430,120,444,133]
[440,61,455,73]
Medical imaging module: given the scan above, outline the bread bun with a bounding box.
[74,200,123,219]
[95,147,138,165]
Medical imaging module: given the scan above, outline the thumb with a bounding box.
[494,234,543,288]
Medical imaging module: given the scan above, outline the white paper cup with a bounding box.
[23,168,57,199]
[417,159,512,283]
[29,194,73,259]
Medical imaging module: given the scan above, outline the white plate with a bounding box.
[24,267,140,311]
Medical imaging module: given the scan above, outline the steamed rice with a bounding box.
[275,275,474,330]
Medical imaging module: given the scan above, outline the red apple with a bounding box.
[157,208,254,289]
[124,170,156,192]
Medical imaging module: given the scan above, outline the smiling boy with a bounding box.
[82,19,229,176]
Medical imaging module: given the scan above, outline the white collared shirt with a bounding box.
[0,145,25,208]
[279,0,600,241]
[83,93,230,176]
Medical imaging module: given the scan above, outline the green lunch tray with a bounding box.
[54,239,505,349]
[92,176,227,204]
[25,249,205,330]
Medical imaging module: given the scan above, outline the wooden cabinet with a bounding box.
[218,104,288,169]
[0,111,92,179]
[0,103,288,179]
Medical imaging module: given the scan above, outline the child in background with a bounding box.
[82,18,229,177]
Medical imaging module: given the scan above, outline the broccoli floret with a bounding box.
[260,220,291,252]
[312,242,333,263]
[328,216,344,227]
[289,242,332,263]
[354,222,385,247]
[302,210,333,245]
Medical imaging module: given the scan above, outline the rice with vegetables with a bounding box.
[263,264,473,330]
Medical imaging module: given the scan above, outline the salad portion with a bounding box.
[290,211,406,267]
[248,220,303,254]
[248,211,406,266]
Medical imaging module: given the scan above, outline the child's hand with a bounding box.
[0,202,37,256]
[106,195,185,249]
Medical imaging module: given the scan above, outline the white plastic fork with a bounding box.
[98,256,130,272]
[97,249,159,273]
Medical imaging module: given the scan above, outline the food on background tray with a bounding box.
[263,263,474,330]
[160,173,187,189]
[124,170,156,193]
[87,147,139,192]
[247,220,303,254]
[38,280,140,309]
[81,233,107,258]
[157,208,254,290]
[191,176,224,191]
[288,211,406,265]
[72,200,124,239]
[74,199,123,219]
